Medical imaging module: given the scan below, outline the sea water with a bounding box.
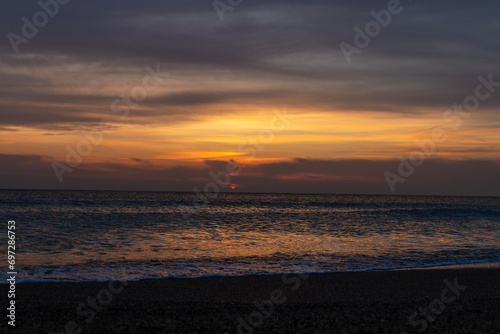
[0,190,499,282]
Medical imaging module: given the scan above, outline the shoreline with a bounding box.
[3,266,499,333]
[9,261,500,285]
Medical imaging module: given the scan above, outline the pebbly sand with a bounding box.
[2,266,500,333]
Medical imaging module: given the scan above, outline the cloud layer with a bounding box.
[1,0,499,194]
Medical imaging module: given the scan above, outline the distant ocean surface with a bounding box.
[1,190,499,283]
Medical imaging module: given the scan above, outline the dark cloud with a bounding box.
[1,153,499,196]
[238,158,500,196]
[0,126,18,132]
[1,1,500,129]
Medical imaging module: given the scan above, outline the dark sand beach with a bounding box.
[3,266,500,333]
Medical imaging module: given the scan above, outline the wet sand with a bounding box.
[3,266,500,333]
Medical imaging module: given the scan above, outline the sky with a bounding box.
[1,0,499,196]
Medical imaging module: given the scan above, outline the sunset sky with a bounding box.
[1,0,499,195]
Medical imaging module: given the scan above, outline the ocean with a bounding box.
[1,190,499,282]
